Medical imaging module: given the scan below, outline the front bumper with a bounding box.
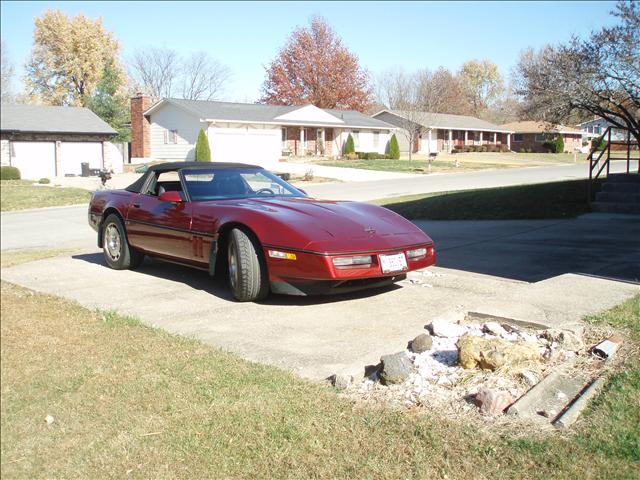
[264,243,435,296]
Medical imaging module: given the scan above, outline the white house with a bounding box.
[577,118,630,142]
[131,96,396,167]
[0,104,122,180]
[372,110,513,154]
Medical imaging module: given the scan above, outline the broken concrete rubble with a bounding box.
[380,351,413,385]
[410,333,433,353]
[457,334,541,370]
[429,319,467,338]
[475,388,515,416]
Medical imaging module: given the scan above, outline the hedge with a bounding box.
[0,166,21,180]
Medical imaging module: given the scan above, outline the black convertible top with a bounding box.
[125,161,262,193]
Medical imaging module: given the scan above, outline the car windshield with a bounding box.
[181,168,306,201]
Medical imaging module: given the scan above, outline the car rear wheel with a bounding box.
[102,214,144,270]
[227,228,269,302]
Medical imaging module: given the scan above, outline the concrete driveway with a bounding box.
[2,210,638,380]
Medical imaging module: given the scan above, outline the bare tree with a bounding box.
[181,51,231,101]
[129,46,180,99]
[515,1,639,145]
[1,39,15,103]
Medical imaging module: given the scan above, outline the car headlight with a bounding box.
[406,247,428,259]
[332,255,372,267]
[268,250,297,260]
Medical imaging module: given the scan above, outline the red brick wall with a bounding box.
[512,133,582,153]
[131,95,152,158]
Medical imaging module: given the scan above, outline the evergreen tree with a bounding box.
[195,128,211,161]
[343,133,355,154]
[87,60,130,142]
[387,134,400,159]
[555,134,564,153]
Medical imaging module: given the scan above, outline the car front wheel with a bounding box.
[227,228,269,302]
[102,214,144,270]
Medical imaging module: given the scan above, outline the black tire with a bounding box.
[102,214,144,270]
[227,228,269,302]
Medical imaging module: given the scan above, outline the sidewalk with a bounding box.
[274,160,422,182]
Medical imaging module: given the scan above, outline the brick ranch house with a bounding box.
[500,121,583,153]
[131,95,396,167]
[0,104,122,180]
[372,110,513,154]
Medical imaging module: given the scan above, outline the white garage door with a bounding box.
[60,142,103,176]
[10,142,56,180]
[209,127,281,167]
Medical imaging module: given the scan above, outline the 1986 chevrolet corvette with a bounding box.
[88,162,435,301]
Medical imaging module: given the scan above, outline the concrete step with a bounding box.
[591,202,640,214]
[601,182,640,193]
[595,191,640,203]
[606,173,640,183]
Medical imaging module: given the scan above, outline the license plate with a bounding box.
[379,252,408,273]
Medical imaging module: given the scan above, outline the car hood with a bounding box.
[215,196,433,253]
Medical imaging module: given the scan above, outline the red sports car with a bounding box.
[88,162,435,301]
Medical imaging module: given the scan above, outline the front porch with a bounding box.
[417,129,512,154]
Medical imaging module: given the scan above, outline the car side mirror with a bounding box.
[159,191,183,203]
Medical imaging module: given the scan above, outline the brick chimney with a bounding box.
[131,93,152,158]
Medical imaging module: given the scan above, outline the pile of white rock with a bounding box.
[338,317,584,417]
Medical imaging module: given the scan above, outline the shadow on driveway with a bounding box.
[72,252,400,306]
[415,214,640,284]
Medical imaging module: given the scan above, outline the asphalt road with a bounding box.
[304,160,638,201]
[1,162,634,252]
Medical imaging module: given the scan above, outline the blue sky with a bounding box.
[1,0,616,102]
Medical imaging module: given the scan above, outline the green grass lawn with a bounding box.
[374,179,598,220]
[1,249,638,478]
[316,152,587,174]
[0,180,91,211]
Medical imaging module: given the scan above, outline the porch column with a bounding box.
[299,127,304,156]
[54,140,62,177]
[479,131,483,145]
[427,129,433,154]
[320,128,326,156]
[493,132,497,144]
[464,130,468,146]
[448,130,453,153]
[507,133,511,150]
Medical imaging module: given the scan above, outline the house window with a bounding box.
[593,126,601,135]
[535,133,548,143]
[352,130,360,148]
[281,127,287,148]
[473,131,480,142]
[165,129,178,144]
[513,134,524,142]
[373,131,380,148]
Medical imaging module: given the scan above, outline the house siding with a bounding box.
[150,105,205,161]
[511,133,582,153]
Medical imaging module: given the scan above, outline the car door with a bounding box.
[125,171,193,260]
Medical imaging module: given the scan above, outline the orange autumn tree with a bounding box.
[260,16,372,112]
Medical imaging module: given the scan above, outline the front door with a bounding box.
[125,171,193,260]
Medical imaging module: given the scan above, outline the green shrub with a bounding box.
[343,152,358,160]
[500,144,510,152]
[38,177,51,184]
[592,136,606,151]
[343,134,355,155]
[356,151,389,160]
[0,166,20,180]
[556,134,564,153]
[195,128,211,161]
[386,134,400,160]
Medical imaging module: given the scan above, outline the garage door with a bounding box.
[10,142,56,180]
[209,127,280,167]
[60,142,103,176]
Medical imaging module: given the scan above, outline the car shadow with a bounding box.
[72,252,402,305]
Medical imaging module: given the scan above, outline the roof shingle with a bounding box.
[1,104,117,135]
